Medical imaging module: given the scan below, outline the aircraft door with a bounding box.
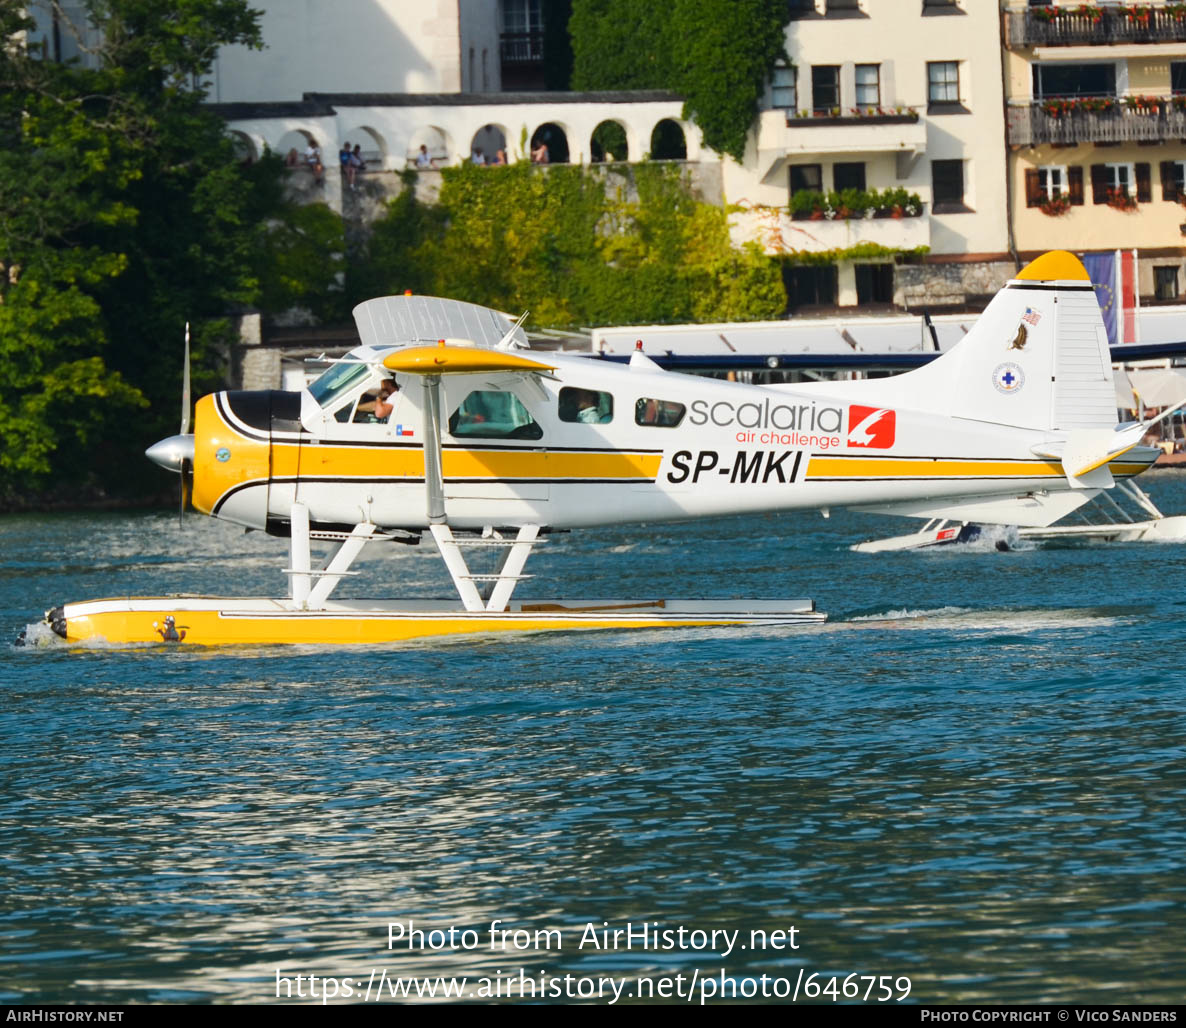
[442,384,549,503]
[266,390,305,525]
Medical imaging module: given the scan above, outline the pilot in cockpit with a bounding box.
[352,378,399,422]
[374,378,400,420]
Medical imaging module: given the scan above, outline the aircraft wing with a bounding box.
[353,295,529,351]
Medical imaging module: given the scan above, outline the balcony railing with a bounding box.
[500,31,544,63]
[1008,98,1186,145]
[1006,6,1186,48]
[787,108,920,126]
[730,202,931,257]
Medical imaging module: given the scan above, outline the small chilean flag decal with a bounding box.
[394,425,415,437]
[847,405,895,448]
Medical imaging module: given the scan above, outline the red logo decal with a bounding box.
[847,406,895,449]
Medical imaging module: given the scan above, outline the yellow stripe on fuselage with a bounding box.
[806,456,1153,480]
[806,456,1064,479]
[271,442,661,481]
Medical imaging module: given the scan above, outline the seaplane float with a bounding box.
[32,250,1174,646]
[851,477,1186,553]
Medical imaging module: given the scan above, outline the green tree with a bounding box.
[569,0,789,162]
[346,174,448,305]
[673,0,789,163]
[0,0,273,499]
[569,0,674,91]
[360,163,784,330]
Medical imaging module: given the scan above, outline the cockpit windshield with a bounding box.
[308,360,372,410]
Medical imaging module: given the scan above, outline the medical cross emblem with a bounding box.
[992,362,1025,395]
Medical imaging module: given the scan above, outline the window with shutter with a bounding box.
[1162,161,1186,202]
[1025,169,1041,208]
[1090,164,1107,204]
[1068,166,1084,205]
[1161,162,1178,202]
[1135,163,1151,204]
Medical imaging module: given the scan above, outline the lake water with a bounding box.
[3,473,1185,1004]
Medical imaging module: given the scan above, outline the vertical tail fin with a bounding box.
[876,251,1116,434]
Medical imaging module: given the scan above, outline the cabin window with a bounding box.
[448,390,543,439]
[559,387,613,424]
[635,397,686,428]
[309,361,371,411]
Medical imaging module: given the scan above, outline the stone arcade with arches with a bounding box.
[213,92,698,211]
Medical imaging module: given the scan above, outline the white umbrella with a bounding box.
[1128,368,1186,409]
[1113,367,1136,410]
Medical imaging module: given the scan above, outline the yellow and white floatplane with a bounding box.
[40,251,1167,646]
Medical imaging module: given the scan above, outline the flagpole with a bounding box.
[1132,248,1141,344]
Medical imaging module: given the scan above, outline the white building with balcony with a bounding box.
[723,0,1012,311]
[26,0,1028,316]
[1002,1,1186,305]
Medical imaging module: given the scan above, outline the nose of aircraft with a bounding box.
[145,434,195,473]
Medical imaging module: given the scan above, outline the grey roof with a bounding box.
[206,100,337,119]
[303,90,683,107]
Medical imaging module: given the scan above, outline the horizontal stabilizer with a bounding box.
[1056,425,1146,486]
[853,488,1098,528]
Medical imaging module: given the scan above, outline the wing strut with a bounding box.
[286,502,406,610]
[422,373,447,523]
[430,524,543,612]
[381,341,555,612]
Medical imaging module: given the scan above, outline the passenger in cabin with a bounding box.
[574,389,606,423]
[559,387,611,424]
[374,379,400,420]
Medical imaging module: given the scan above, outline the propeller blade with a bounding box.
[180,322,192,436]
[179,456,193,527]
